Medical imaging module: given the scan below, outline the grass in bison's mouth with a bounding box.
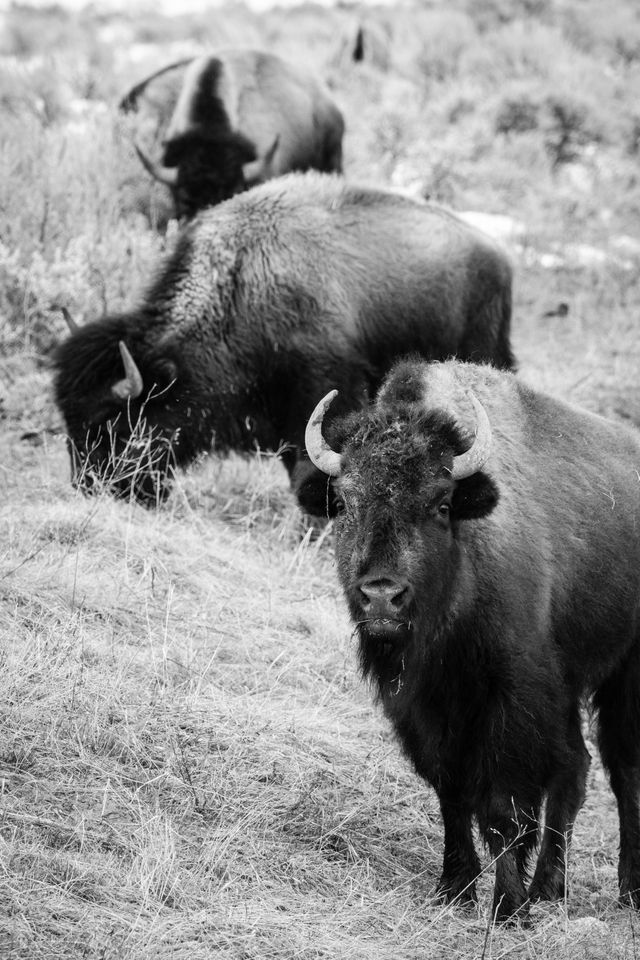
[357,618,413,639]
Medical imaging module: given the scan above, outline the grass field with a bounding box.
[2,0,640,957]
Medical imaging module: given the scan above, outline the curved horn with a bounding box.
[242,134,280,184]
[112,341,144,401]
[451,392,492,480]
[263,133,280,168]
[60,306,79,334]
[134,142,179,187]
[305,389,342,477]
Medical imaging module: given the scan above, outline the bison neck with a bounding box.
[370,615,510,796]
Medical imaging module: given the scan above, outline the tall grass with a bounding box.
[2,1,640,957]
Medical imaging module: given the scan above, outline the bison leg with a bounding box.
[479,795,539,923]
[529,714,590,903]
[458,287,515,372]
[434,799,479,905]
[595,653,640,908]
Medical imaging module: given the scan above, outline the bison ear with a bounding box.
[153,359,178,387]
[452,471,499,520]
[293,460,341,518]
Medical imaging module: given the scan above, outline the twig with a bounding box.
[1,543,50,580]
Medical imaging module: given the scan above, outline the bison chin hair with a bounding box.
[357,620,414,687]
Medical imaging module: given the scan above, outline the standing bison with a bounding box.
[304,357,640,921]
[54,173,513,506]
[120,49,345,218]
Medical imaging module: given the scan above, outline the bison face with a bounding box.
[65,411,179,507]
[137,130,279,217]
[55,333,195,506]
[304,390,499,684]
[163,133,258,217]
[172,153,246,218]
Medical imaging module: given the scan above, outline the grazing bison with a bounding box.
[120,49,345,217]
[53,173,513,506]
[304,358,640,922]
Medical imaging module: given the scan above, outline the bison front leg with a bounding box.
[480,796,538,923]
[596,649,640,908]
[529,718,590,903]
[612,768,640,908]
[435,799,480,905]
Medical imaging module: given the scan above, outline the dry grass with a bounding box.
[2,436,638,960]
[3,0,640,956]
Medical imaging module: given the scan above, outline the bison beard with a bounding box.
[304,358,640,923]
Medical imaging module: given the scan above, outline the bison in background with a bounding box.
[304,357,640,921]
[331,21,392,73]
[120,49,345,218]
[54,173,513,507]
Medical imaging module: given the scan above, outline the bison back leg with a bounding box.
[478,792,540,923]
[529,708,590,902]
[434,798,480,905]
[459,286,515,372]
[595,647,640,908]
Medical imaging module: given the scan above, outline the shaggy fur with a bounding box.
[315,357,640,922]
[121,49,345,217]
[54,174,514,504]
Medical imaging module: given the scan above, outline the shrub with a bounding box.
[542,92,603,166]
[562,1,640,65]
[492,80,609,165]
[462,0,555,33]
[495,91,540,134]
[412,10,477,84]
[460,21,574,85]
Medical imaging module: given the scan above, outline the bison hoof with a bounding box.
[529,877,566,903]
[619,886,640,909]
[492,893,531,925]
[434,877,477,906]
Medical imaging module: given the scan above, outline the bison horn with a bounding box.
[242,134,280,184]
[112,341,144,401]
[134,142,179,187]
[451,392,492,480]
[262,133,280,168]
[305,389,342,477]
[60,306,79,333]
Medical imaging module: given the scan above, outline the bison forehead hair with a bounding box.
[337,405,465,497]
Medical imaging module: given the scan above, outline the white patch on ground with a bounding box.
[457,210,527,245]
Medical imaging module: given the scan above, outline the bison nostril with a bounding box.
[359,577,411,613]
[389,587,408,610]
[359,588,374,610]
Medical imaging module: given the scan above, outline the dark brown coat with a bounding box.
[54,175,513,505]
[305,358,640,920]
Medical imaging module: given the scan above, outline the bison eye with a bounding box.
[334,496,346,514]
[438,502,450,519]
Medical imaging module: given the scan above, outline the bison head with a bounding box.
[54,320,196,506]
[304,364,499,686]
[136,132,279,218]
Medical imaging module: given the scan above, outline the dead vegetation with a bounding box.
[2,0,640,957]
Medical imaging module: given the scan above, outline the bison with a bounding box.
[120,49,345,218]
[54,173,514,506]
[303,357,640,922]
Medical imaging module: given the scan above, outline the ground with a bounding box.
[2,1,640,957]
